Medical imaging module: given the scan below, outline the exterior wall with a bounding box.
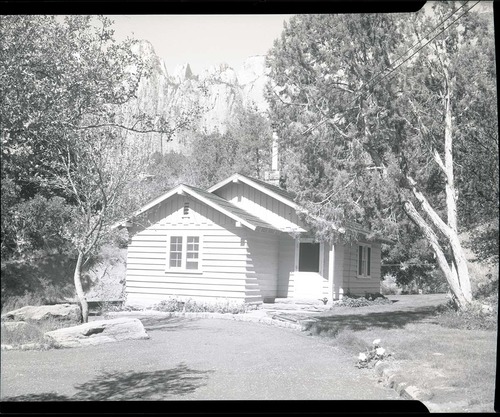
[125,194,263,306]
[213,181,305,231]
[277,235,295,298]
[244,230,279,301]
[331,244,345,300]
[341,242,381,296]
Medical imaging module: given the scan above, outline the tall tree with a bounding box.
[1,15,188,321]
[228,103,273,179]
[266,3,497,309]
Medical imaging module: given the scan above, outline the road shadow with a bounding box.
[3,363,212,401]
[308,305,441,333]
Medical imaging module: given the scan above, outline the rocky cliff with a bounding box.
[123,40,269,154]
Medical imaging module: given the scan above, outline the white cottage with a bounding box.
[117,173,383,306]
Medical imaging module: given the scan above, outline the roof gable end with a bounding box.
[112,183,278,232]
[207,173,299,210]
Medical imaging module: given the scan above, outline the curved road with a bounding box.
[1,317,401,401]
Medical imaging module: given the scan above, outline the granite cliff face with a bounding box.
[123,40,269,154]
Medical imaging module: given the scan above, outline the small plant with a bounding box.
[356,338,392,369]
[319,297,329,305]
[332,293,392,308]
[152,297,260,314]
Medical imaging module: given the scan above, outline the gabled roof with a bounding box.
[207,173,299,209]
[112,183,278,232]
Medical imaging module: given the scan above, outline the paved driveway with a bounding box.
[1,317,400,401]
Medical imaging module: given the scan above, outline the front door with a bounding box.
[292,238,325,299]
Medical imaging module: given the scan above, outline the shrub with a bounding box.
[435,296,498,331]
[380,274,401,295]
[152,297,260,314]
[332,293,392,308]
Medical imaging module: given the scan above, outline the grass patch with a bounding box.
[316,319,497,412]
[1,318,66,350]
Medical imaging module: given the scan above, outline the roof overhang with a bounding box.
[112,184,273,232]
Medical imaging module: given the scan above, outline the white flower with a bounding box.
[373,339,381,346]
[358,353,367,361]
[376,347,386,356]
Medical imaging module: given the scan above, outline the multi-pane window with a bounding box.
[169,236,183,268]
[167,235,200,271]
[358,245,371,277]
[186,236,199,270]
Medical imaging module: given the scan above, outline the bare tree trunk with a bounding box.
[403,200,470,308]
[74,250,89,323]
[442,67,472,301]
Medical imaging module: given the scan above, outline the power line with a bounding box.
[376,0,480,86]
[364,1,471,90]
[301,1,480,136]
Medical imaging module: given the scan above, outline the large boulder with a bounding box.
[1,304,81,324]
[44,318,149,348]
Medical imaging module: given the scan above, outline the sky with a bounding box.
[108,15,292,75]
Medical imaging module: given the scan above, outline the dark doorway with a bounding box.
[299,242,320,272]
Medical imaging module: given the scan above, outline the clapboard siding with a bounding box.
[125,178,384,306]
[126,193,258,305]
[342,242,381,296]
[245,231,279,300]
[214,182,305,231]
[277,235,295,297]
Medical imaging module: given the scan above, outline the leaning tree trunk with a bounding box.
[441,62,472,302]
[73,250,89,323]
[403,199,471,309]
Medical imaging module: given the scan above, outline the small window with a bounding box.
[186,236,199,270]
[167,235,201,271]
[169,236,183,268]
[358,245,371,277]
[183,202,190,216]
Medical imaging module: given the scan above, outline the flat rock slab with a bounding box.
[1,304,81,324]
[44,318,149,348]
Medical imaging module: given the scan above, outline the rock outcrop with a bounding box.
[44,317,149,348]
[123,40,269,154]
[1,304,81,325]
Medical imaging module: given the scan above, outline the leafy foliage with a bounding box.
[1,15,189,321]
[265,5,497,306]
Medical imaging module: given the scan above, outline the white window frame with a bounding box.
[357,244,371,278]
[166,233,202,273]
[294,237,324,276]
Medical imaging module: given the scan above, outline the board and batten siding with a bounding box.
[126,194,263,306]
[213,182,305,231]
[341,242,381,296]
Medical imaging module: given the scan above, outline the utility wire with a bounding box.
[363,1,471,91]
[301,0,480,136]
